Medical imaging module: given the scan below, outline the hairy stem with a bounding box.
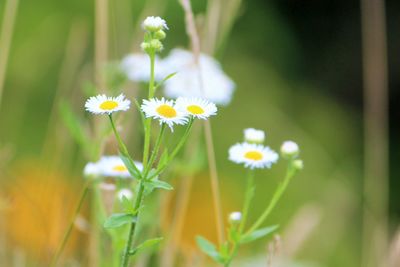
[142,52,156,167]
[121,180,146,267]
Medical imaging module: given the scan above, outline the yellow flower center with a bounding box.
[156,104,177,118]
[187,105,205,115]
[244,151,263,161]
[112,165,127,172]
[100,100,118,110]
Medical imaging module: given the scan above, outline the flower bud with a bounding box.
[142,16,168,32]
[117,189,133,201]
[149,39,163,52]
[244,128,265,144]
[140,42,151,52]
[293,159,304,170]
[229,211,242,225]
[280,141,299,159]
[154,30,166,40]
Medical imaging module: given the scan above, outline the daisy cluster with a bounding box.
[229,128,279,169]
[141,97,217,130]
[84,155,143,179]
[84,93,217,130]
[121,48,235,106]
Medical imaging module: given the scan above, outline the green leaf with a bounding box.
[103,213,136,229]
[154,72,177,89]
[147,179,173,191]
[59,101,87,147]
[119,153,141,179]
[240,225,279,244]
[129,237,163,256]
[196,236,224,264]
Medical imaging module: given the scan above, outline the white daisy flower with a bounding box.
[142,16,168,32]
[99,155,143,178]
[83,162,101,177]
[175,97,217,120]
[244,128,265,144]
[85,94,130,115]
[117,189,134,201]
[280,141,299,158]
[141,98,188,130]
[161,49,235,106]
[121,53,165,82]
[229,143,279,169]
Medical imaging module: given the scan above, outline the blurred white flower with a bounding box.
[121,53,165,82]
[244,128,265,144]
[98,156,143,178]
[229,211,242,223]
[83,162,101,177]
[229,142,278,169]
[162,49,235,106]
[85,94,130,115]
[280,141,300,158]
[142,16,168,32]
[141,98,188,131]
[175,97,217,120]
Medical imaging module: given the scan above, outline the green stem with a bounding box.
[224,171,254,267]
[225,244,239,267]
[50,181,90,267]
[239,170,254,233]
[108,115,142,178]
[245,161,296,235]
[143,123,166,178]
[142,52,156,167]
[121,180,146,267]
[150,117,194,178]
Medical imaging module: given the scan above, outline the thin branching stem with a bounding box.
[142,52,156,167]
[108,115,142,178]
[50,180,90,267]
[143,123,166,178]
[121,179,146,267]
[246,161,296,235]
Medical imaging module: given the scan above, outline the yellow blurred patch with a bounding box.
[3,160,84,262]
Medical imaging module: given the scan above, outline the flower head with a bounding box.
[229,142,279,169]
[244,128,265,144]
[99,156,143,178]
[162,49,235,106]
[175,97,217,120]
[141,98,188,131]
[280,141,299,159]
[85,94,130,115]
[142,16,168,32]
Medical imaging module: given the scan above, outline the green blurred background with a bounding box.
[0,0,399,266]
